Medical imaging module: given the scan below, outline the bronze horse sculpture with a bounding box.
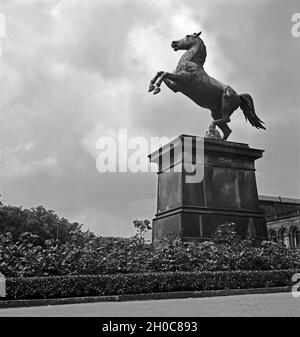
[148,32,265,140]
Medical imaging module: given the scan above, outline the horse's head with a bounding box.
[171,32,202,51]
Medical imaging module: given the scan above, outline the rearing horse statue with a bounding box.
[148,32,265,140]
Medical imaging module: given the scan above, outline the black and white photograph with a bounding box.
[0,0,300,326]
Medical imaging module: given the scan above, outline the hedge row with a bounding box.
[4,269,297,300]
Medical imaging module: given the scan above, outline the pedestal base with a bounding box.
[149,136,267,244]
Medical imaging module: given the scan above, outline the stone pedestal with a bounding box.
[149,135,267,244]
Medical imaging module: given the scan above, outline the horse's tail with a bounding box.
[239,93,266,130]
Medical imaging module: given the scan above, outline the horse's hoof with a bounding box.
[148,84,155,92]
[153,87,161,95]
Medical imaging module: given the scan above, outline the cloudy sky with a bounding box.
[0,0,299,237]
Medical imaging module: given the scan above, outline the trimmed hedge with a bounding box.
[4,269,297,300]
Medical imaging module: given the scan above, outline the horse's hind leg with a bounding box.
[212,100,232,125]
[213,109,233,140]
[212,87,240,140]
[218,123,232,140]
[148,71,164,92]
[211,110,232,140]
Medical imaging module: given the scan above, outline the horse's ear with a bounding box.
[195,31,202,37]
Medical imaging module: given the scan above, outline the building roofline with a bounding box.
[266,209,300,222]
[259,195,300,205]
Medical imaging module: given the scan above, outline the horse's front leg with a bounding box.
[163,78,180,93]
[153,72,186,94]
[148,71,164,92]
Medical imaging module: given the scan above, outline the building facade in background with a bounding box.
[259,195,300,248]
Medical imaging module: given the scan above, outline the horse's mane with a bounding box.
[197,38,207,65]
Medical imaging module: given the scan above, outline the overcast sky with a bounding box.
[0,0,299,237]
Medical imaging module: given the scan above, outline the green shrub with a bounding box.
[213,222,242,244]
[1,230,300,277]
[5,270,296,300]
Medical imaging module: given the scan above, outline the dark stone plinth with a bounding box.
[149,135,267,244]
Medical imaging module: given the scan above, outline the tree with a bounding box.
[0,203,85,243]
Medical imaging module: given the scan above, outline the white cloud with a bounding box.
[14,141,35,152]
[2,151,61,179]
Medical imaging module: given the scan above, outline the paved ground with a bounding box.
[0,292,299,317]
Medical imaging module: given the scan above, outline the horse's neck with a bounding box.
[178,41,202,66]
